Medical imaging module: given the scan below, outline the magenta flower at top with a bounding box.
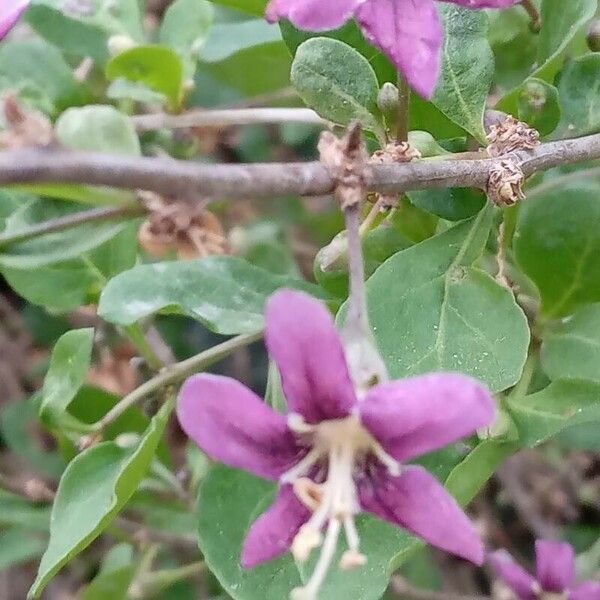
[0,0,30,40]
[178,290,495,598]
[489,540,600,600]
[266,0,519,99]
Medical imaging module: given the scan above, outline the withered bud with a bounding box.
[486,115,540,157]
[487,160,526,207]
[318,123,368,209]
[0,94,54,149]
[371,141,421,164]
[587,20,600,52]
[138,193,227,259]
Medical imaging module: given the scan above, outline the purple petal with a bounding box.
[265,0,362,30]
[265,290,356,424]
[536,540,576,592]
[0,0,30,39]
[177,374,302,481]
[356,0,443,99]
[570,582,600,600]
[440,0,520,7]
[241,485,310,568]
[359,465,484,565]
[360,373,495,462]
[488,550,537,600]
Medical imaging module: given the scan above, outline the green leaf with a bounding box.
[557,54,600,137]
[201,19,281,63]
[498,0,596,111]
[106,46,184,110]
[290,38,385,141]
[27,0,144,63]
[202,40,292,96]
[537,0,596,74]
[159,0,214,58]
[28,399,174,598]
[207,0,267,15]
[445,440,519,506]
[0,491,51,531]
[98,256,324,335]
[81,544,136,600]
[0,197,135,270]
[3,224,138,311]
[514,187,600,318]
[432,5,494,142]
[365,207,530,392]
[0,529,45,571]
[0,394,64,478]
[517,78,561,137]
[0,39,87,114]
[542,304,600,382]
[406,188,486,222]
[56,105,141,156]
[506,380,600,446]
[39,329,94,428]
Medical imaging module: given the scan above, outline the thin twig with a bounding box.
[1,133,600,199]
[93,331,262,432]
[391,576,491,600]
[132,108,329,131]
[0,205,145,248]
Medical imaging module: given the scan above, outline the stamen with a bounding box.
[371,442,401,476]
[291,524,322,562]
[287,413,317,435]
[293,478,323,512]
[339,515,367,570]
[280,448,322,484]
[290,518,342,600]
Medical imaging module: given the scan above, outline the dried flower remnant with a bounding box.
[0,0,30,39]
[138,193,227,259]
[370,141,421,209]
[488,160,526,207]
[265,0,519,99]
[177,290,495,599]
[487,115,540,157]
[489,540,600,600]
[0,94,54,149]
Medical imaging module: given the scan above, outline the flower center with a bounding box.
[282,413,400,600]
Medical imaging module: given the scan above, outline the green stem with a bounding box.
[92,331,262,432]
[396,73,410,143]
[139,561,206,597]
[125,324,164,372]
[509,347,538,400]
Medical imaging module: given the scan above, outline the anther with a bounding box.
[293,478,324,511]
[291,525,322,562]
[339,550,367,571]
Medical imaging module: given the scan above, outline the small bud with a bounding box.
[107,34,137,56]
[377,82,400,132]
[77,432,103,451]
[587,20,600,52]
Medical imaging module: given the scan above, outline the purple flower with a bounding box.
[0,0,30,40]
[178,290,495,598]
[489,540,600,600]
[266,0,520,99]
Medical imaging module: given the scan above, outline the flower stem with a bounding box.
[92,331,262,433]
[396,73,410,142]
[124,324,164,372]
[344,205,369,336]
